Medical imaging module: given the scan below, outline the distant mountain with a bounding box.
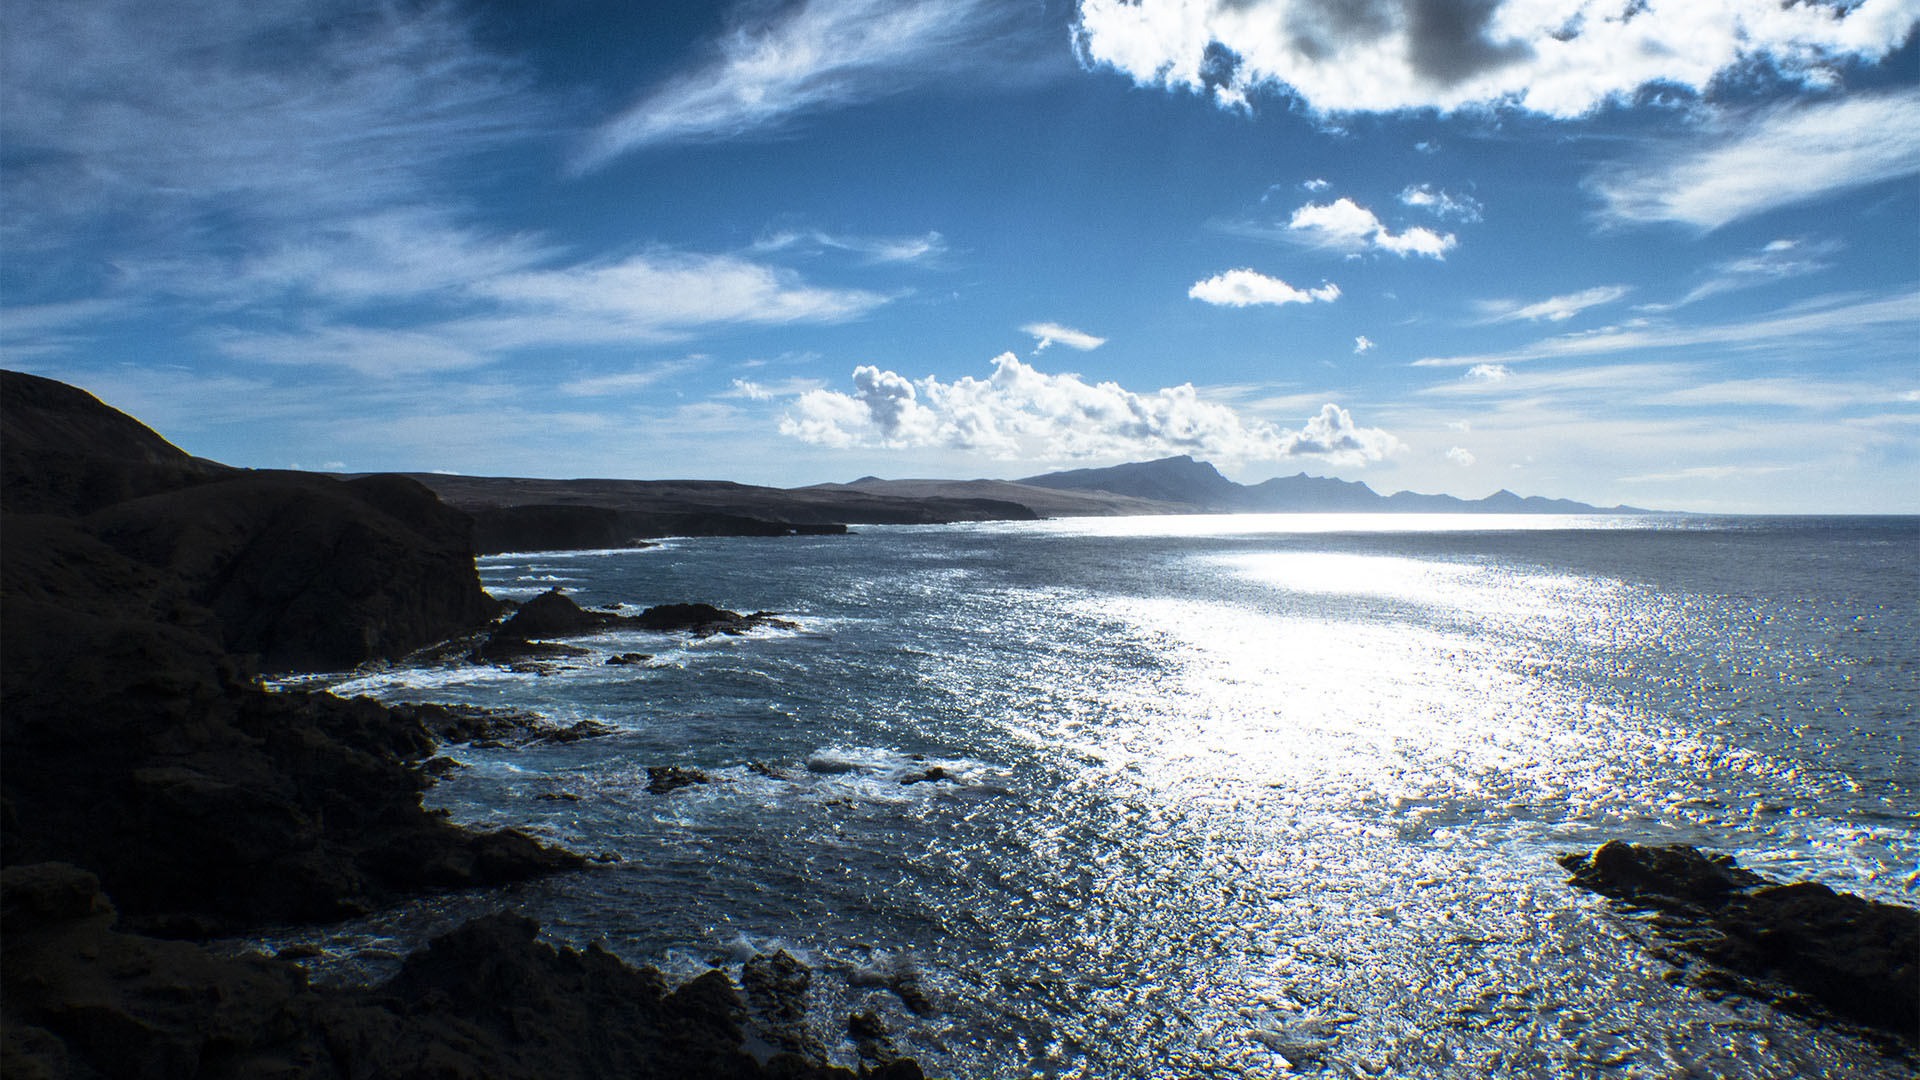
[1019,455,1653,514]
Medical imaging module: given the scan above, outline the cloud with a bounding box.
[559,357,706,397]
[780,353,1400,464]
[1398,184,1482,222]
[212,325,492,376]
[1637,238,1840,311]
[753,228,948,264]
[1303,177,1331,191]
[1072,0,1918,118]
[1590,89,1920,230]
[1477,284,1631,323]
[1288,198,1455,258]
[1189,269,1342,307]
[1415,290,1920,367]
[1465,363,1510,381]
[1023,322,1109,351]
[1446,446,1476,467]
[1354,335,1375,354]
[580,0,1031,166]
[2,0,538,247]
[1617,464,1791,484]
[470,251,891,341]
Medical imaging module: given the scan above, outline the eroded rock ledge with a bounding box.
[1560,841,1920,1046]
[1,863,924,1080]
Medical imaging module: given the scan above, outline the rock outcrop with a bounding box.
[0,863,924,1080]
[471,589,796,664]
[1560,841,1920,1044]
[0,373,568,934]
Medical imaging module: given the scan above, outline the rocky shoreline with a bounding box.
[1560,841,1920,1051]
[4,371,1914,1075]
[0,370,926,1077]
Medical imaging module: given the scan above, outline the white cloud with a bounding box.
[1353,335,1375,354]
[1591,89,1920,230]
[559,357,706,397]
[1617,464,1791,484]
[1637,238,1839,311]
[1477,284,1631,323]
[213,325,491,376]
[780,353,1401,465]
[1446,446,1476,467]
[1189,269,1341,307]
[1398,184,1482,222]
[1416,290,1920,368]
[580,0,1029,166]
[2,0,538,244]
[1023,322,1109,351]
[1465,363,1510,381]
[1072,0,1918,118]
[1303,177,1331,191]
[1288,198,1455,258]
[753,228,948,264]
[463,250,893,346]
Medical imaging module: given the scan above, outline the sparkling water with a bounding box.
[269,514,1919,1078]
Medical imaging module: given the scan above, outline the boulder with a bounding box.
[1560,842,1920,1043]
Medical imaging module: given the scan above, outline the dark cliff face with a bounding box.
[0,371,559,934]
[1,370,496,671]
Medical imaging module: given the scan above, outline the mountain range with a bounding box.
[1008,455,1652,515]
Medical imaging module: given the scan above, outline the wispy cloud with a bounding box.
[1287,198,1454,259]
[1023,322,1108,351]
[1074,0,1918,117]
[1353,335,1375,354]
[1476,285,1632,324]
[781,353,1400,464]
[1637,238,1839,312]
[1415,290,1920,368]
[1189,270,1341,307]
[212,325,492,377]
[2,0,539,247]
[560,357,707,397]
[1590,89,1920,230]
[579,0,1031,167]
[753,227,949,265]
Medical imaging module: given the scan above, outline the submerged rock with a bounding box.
[647,766,713,796]
[471,590,795,663]
[1560,841,1920,1044]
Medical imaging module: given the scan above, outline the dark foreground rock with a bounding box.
[1,375,572,934]
[1,863,924,1080]
[1560,841,1920,1045]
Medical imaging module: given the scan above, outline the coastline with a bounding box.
[3,370,1913,1074]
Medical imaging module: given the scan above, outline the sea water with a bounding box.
[274,514,1918,1078]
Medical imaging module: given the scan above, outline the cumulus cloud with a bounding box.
[1446,446,1476,467]
[580,0,1031,166]
[1289,198,1455,258]
[1354,335,1375,354]
[1189,270,1342,307]
[1072,0,1919,118]
[1477,284,1631,323]
[1591,89,1920,230]
[780,353,1400,464]
[1465,362,1511,380]
[1399,184,1482,221]
[1024,322,1109,351]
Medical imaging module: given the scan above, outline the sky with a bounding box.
[3,0,1917,512]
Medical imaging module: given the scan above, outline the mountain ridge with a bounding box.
[1015,454,1654,514]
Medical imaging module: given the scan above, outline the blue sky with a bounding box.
[4,0,1916,512]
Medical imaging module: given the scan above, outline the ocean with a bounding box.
[272,514,1917,1078]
